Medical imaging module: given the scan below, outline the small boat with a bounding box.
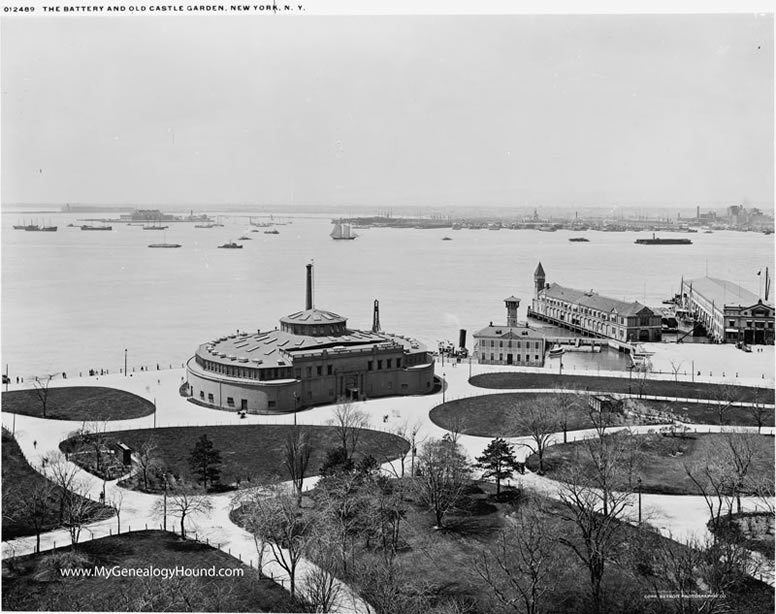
[251,229,260,232]
[143,224,169,230]
[148,243,181,248]
[80,224,113,231]
[264,229,279,235]
[442,236,452,241]
[218,241,243,249]
[569,237,589,242]
[548,345,565,358]
[237,235,252,241]
[194,223,217,228]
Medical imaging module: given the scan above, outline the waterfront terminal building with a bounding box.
[681,277,774,345]
[185,265,435,413]
[473,297,547,366]
[528,262,663,343]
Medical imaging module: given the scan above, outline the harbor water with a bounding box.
[2,211,774,381]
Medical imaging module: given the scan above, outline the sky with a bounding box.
[1,8,773,210]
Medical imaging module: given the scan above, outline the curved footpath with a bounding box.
[2,361,774,599]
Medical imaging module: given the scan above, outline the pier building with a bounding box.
[681,277,774,345]
[185,264,435,413]
[528,262,662,343]
[473,297,547,366]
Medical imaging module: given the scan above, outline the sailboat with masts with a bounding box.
[331,219,357,240]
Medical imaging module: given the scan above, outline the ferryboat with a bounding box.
[548,345,565,358]
[635,233,692,245]
[218,241,243,249]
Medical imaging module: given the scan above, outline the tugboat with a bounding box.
[218,241,243,249]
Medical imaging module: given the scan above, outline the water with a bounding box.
[2,212,773,380]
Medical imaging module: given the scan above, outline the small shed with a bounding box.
[588,394,622,414]
[116,442,133,466]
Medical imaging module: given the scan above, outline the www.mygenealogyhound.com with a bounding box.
[60,566,245,579]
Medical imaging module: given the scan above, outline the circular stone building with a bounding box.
[185,264,435,413]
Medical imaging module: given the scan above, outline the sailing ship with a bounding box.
[24,220,57,232]
[331,219,357,240]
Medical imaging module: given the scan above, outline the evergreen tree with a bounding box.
[475,437,519,496]
[189,434,222,490]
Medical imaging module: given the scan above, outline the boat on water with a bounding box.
[148,243,181,248]
[25,224,57,232]
[568,237,589,242]
[238,235,252,241]
[194,223,217,228]
[635,233,692,245]
[13,220,37,230]
[80,224,113,231]
[264,229,279,235]
[442,236,452,241]
[331,219,357,240]
[143,224,169,230]
[548,345,565,358]
[218,241,243,249]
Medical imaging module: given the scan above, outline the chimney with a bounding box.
[305,263,313,310]
[372,299,381,333]
[458,329,467,349]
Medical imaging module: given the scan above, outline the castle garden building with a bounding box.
[185,264,435,413]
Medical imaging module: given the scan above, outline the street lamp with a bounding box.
[442,372,446,404]
[468,355,472,380]
[637,477,642,524]
[293,392,298,426]
[628,364,634,395]
[124,349,127,377]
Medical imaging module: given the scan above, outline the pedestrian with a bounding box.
[33,440,37,449]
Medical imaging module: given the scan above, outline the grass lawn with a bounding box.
[60,425,409,492]
[470,372,775,404]
[526,433,775,496]
[1,387,154,421]
[429,393,773,438]
[1,530,302,612]
[2,429,114,541]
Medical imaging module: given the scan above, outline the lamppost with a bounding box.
[468,355,472,380]
[442,372,446,404]
[637,477,642,524]
[628,364,634,395]
[293,392,298,426]
[124,349,127,377]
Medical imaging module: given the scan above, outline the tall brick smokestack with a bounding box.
[305,263,313,310]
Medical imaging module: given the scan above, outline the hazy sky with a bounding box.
[1,12,773,209]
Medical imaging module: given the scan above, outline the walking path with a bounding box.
[2,361,774,601]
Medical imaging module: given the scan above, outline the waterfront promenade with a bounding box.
[2,352,774,596]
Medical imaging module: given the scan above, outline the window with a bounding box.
[199,391,204,399]
[388,382,393,389]
[306,367,312,377]
[535,342,540,349]
[208,393,214,403]
[387,359,392,368]
[378,360,383,369]
[368,361,373,371]
[499,353,503,361]
[517,354,521,362]
[490,353,494,361]
[535,355,539,361]
[517,341,521,348]
[396,358,401,368]
[316,366,322,376]
[295,368,301,379]
[227,397,234,406]
[268,400,276,408]
[327,365,333,375]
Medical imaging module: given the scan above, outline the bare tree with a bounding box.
[41,451,80,524]
[473,502,557,614]
[109,488,125,534]
[745,402,771,434]
[414,435,471,529]
[283,427,311,499]
[31,373,57,418]
[720,430,758,515]
[669,359,684,383]
[684,452,735,538]
[298,543,343,613]
[553,464,632,614]
[238,488,315,598]
[385,419,421,479]
[63,484,105,546]
[4,480,57,553]
[154,486,212,539]
[330,399,370,460]
[711,383,739,426]
[135,437,161,491]
[513,397,560,474]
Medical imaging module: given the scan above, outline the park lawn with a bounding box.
[1,387,154,421]
[60,424,409,492]
[470,372,775,405]
[429,393,773,438]
[526,432,775,496]
[1,530,301,612]
[2,429,114,541]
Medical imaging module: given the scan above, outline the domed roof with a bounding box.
[280,308,346,325]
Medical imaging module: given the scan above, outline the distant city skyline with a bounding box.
[2,12,773,210]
